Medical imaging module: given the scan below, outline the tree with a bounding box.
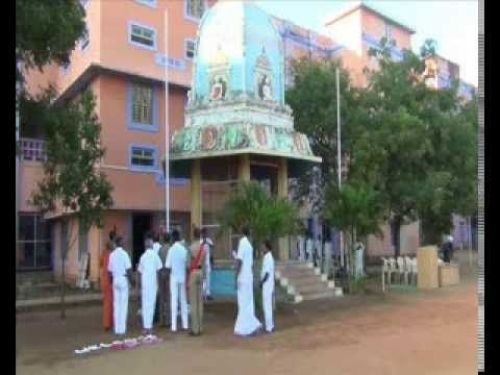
[323,182,383,289]
[361,38,478,254]
[218,182,300,257]
[27,90,113,319]
[286,58,364,210]
[16,0,86,84]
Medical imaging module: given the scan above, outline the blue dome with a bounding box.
[191,0,285,105]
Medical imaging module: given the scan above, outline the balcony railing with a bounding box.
[20,138,46,162]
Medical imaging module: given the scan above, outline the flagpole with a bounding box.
[336,67,344,271]
[164,7,170,232]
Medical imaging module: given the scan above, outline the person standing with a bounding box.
[305,232,314,262]
[234,226,262,336]
[260,240,275,333]
[297,235,305,261]
[138,238,163,335]
[200,227,214,301]
[107,237,133,336]
[188,227,207,336]
[158,232,171,327]
[99,241,113,331]
[152,233,161,255]
[165,230,189,332]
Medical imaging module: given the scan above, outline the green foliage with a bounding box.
[218,182,300,252]
[16,0,86,83]
[28,90,113,233]
[287,38,478,255]
[286,58,363,206]
[324,183,383,240]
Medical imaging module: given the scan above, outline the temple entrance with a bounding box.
[132,213,152,270]
[251,162,278,196]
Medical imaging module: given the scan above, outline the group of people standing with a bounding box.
[233,226,275,336]
[99,227,214,337]
[99,225,276,338]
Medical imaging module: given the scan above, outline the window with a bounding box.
[129,145,158,171]
[80,29,90,51]
[17,214,52,270]
[127,83,158,131]
[132,84,153,125]
[128,22,157,50]
[136,0,157,8]
[185,39,196,60]
[185,0,206,21]
[384,23,394,41]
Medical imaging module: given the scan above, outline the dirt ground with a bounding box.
[17,258,478,375]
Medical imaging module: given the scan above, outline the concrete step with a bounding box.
[277,267,320,278]
[294,282,332,294]
[300,289,336,301]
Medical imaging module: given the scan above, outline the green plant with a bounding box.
[218,181,300,256]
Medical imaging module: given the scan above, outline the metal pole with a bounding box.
[16,58,21,268]
[336,68,344,271]
[164,8,170,232]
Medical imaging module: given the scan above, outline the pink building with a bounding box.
[18,0,472,283]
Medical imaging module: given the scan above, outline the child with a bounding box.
[260,240,275,333]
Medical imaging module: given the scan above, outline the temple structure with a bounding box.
[167,0,321,260]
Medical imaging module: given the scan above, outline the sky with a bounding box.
[255,0,478,86]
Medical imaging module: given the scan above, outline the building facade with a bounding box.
[19,0,475,283]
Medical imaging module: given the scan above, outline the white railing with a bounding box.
[20,138,46,162]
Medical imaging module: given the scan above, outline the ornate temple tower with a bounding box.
[167,0,321,259]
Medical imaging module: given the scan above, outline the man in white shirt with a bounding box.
[200,228,213,301]
[165,230,189,332]
[234,226,262,336]
[152,233,161,255]
[107,237,133,336]
[138,238,163,335]
[260,240,275,333]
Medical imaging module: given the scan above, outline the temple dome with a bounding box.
[190,0,285,106]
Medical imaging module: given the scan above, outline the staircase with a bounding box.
[275,261,343,304]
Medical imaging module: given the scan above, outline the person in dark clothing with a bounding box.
[441,235,454,263]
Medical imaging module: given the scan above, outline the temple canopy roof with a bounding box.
[167,0,321,178]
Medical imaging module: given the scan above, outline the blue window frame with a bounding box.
[136,0,157,8]
[129,144,158,172]
[185,39,196,60]
[127,82,159,132]
[184,0,206,23]
[128,21,157,51]
[80,28,90,51]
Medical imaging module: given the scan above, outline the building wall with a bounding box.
[324,8,363,57]
[97,74,191,212]
[360,8,412,50]
[366,221,420,259]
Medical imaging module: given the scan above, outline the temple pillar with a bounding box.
[277,158,290,261]
[238,154,251,182]
[190,159,202,233]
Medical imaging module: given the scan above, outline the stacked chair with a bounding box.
[381,255,418,292]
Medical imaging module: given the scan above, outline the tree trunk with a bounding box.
[392,218,402,258]
[61,254,66,319]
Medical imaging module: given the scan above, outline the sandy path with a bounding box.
[16,276,477,375]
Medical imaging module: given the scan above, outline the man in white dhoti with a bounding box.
[305,233,314,262]
[138,238,163,335]
[200,228,213,301]
[107,237,133,336]
[234,226,262,336]
[297,235,305,261]
[260,240,275,333]
[165,230,189,332]
[354,241,365,279]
